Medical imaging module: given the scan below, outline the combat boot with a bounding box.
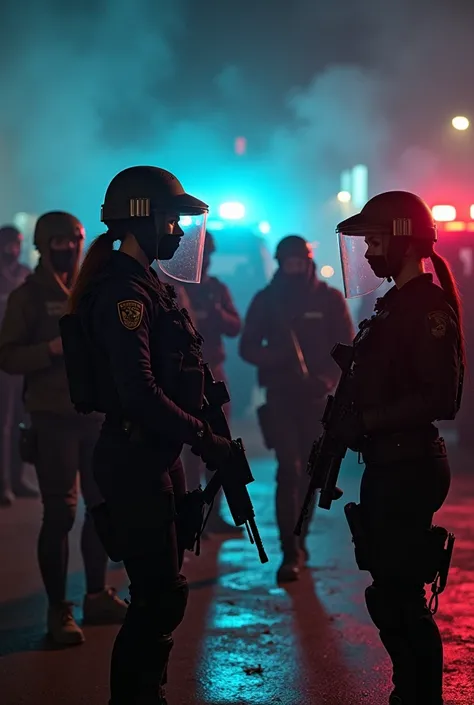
[277,553,300,582]
[83,586,128,625]
[47,602,85,645]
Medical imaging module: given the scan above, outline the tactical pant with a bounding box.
[31,412,107,604]
[181,363,229,526]
[0,371,26,496]
[360,452,450,705]
[93,429,188,705]
[265,392,325,561]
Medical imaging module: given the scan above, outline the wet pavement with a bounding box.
[0,437,473,705]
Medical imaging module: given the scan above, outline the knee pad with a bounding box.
[365,583,429,631]
[134,574,189,635]
[42,499,76,533]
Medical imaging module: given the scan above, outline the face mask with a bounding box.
[157,233,181,261]
[366,255,391,279]
[1,252,17,266]
[50,249,77,274]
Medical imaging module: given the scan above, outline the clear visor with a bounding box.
[158,212,208,284]
[338,232,385,298]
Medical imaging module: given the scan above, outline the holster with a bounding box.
[344,502,371,571]
[424,525,455,588]
[175,488,206,553]
[92,491,177,562]
[18,424,38,465]
[256,404,276,450]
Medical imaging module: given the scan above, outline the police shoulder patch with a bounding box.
[427,310,449,339]
[117,300,144,330]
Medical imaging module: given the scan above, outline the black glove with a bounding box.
[330,407,365,451]
[191,424,233,468]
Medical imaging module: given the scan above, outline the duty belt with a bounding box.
[360,432,446,464]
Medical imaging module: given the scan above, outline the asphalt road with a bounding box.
[0,438,473,705]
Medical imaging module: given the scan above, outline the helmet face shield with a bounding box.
[338,231,386,298]
[158,212,208,284]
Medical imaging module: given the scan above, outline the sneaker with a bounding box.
[47,602,85,645]
[83,586,128,625]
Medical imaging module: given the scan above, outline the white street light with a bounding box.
[337,191,352,203]
[452,116,470,131]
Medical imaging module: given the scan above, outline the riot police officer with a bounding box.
[0,225,37,505]
[0,213,127,644]
[239,235,354,581]
[182,231,242,534]
[66,166,234,705]
[334,191,463,705]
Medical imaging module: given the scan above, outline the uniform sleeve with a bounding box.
[215,282,241,337]
[239,291,286,368]
[94,282,204,445]
[363,308,461,432]
[0,288,52,374]
[327,288,355,344]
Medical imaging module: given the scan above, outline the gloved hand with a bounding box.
[330,407,365,451]
[191,424,233,468]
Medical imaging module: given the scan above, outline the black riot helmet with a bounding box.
[336,190,438,298]
[101,166,209,283]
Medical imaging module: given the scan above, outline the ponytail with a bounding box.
[430,249,465,361]
[68,232,115,313]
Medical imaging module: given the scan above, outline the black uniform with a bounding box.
[80,250,205,704]
[352,274,462,705]
[240,268,354,563]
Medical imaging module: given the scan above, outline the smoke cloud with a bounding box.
[0,0,473,268]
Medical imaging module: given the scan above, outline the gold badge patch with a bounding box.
[427,310,449,339]
[117,300,144,330]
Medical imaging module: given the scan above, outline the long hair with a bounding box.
[430,249,465,362]
[68,232,114,313]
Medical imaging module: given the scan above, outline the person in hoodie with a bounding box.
[0,225,38,506]
[181,231,242,534]
[0,212,127,645]
[239,235,354,582]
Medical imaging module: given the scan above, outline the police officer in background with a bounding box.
[333,192,463,705]
[239,235,354,582]
[0,225,37,505]
[67,167,234,705]
[182,231,242,534]
[0,212,127,645]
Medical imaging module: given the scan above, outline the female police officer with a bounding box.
[66,166,233,705]
[333,191,463,705]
